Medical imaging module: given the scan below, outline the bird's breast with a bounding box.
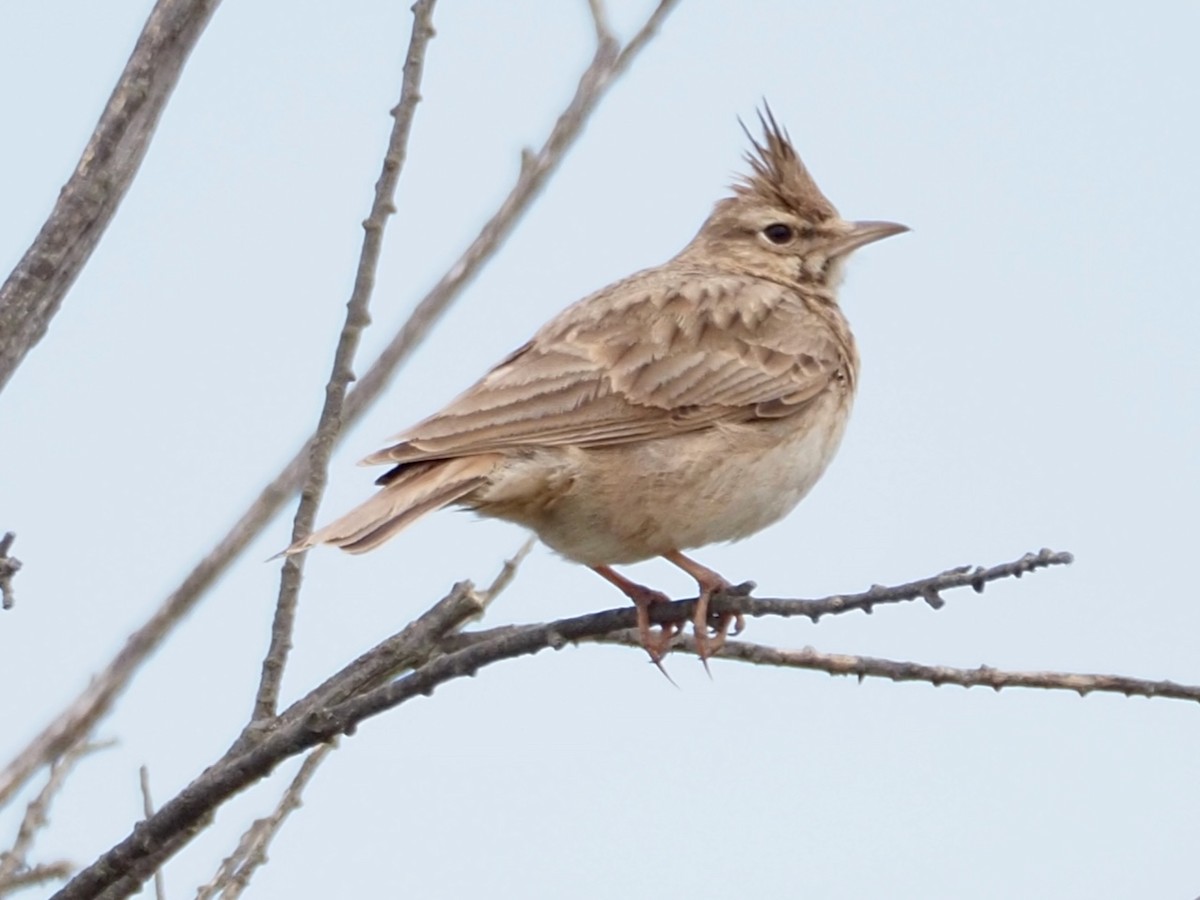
[470,388,853,566]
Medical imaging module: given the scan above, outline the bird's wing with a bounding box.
[364,271,849,467]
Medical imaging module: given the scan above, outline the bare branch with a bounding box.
[53,550,1090,900]
[0,533,19,611]
[137,768,165,900]
[594,633,1200,704]
[718,548,1074,623]
[209,541,530,894]
[257,539,534,749]
[0,0,680,812]
[0,862,74,895]
[342,0,681,421]
[614,0,678,68]
[195,745,334,900]
[0,0,221,394]
[252,0,438,724]
[88,547,533,899]
[586,0,614,44]
[440,548,1076,651]
[0,740,112,895]
[477,537,537,610]
[0,480,296,808]
[241,579,484,752]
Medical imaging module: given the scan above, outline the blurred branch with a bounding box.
[137,768,165,900]
[477,536,536,609]
[0,0,220,394]
[0,862,73,896]
[0,740,112,896]
[0,533,19,611]
[194,745,333,900]
[252,0,438,724]
[0,0,680,813]
[341,0,679,421]
[53,549,1117,900]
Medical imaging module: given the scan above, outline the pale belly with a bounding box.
[468,392,852,565]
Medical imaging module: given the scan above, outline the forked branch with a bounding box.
[52,549,1122,900]
[0,0,681,813]
[251,0,438,725]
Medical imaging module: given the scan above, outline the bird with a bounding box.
[290,109,907,665]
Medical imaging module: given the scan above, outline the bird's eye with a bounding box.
[763,223,794,245]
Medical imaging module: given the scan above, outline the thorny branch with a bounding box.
[251,0,438,725]
[711,548,1074,623]
[0,0,681,812]
[437,549,1076,651]
[51,549,1133,900]
[0,0,221,394]
[620,637,1200,702]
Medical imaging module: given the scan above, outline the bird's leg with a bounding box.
[661,551,748,663]
[590,565,680,664]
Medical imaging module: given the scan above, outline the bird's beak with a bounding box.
[827,219,909,258]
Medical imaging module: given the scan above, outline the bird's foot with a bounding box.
[663,551,754,670]
[696,581,753,657]
[590,565,680,672]
[719,580,753,643]
[691,584,734,671]
[633,590,682,678]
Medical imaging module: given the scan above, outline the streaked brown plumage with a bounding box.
[292,109,907,662]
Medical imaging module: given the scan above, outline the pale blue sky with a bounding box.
[3,2,1199,897]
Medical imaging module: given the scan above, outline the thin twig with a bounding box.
[138,768,165,900]
[0,0,221,394]
[53,550,1090,900]
[195,745,333,900]
[264,538,535,744]
[613,0,677,67]
[723,548,1073,623]
[476,536,536,609]
[341,0,680,423]
[595,632,1200,703]
[0,862,74,895]
[116,545,534,897]
[586,0,613,44]
[208,540,532,893]
[242,580,484,751]
[0,532,19,610]
[251,0,438,725]
[0,0,678,812]
[0,740,112,894]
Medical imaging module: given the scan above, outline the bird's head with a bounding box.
[683,107,907,289]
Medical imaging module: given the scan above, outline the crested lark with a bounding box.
[293,110,907,663]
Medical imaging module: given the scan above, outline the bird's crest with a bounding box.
[733,106,837,222]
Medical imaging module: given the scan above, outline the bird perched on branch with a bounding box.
[290,109,906,666]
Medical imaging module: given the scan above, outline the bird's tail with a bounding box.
[286,454,500,555]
